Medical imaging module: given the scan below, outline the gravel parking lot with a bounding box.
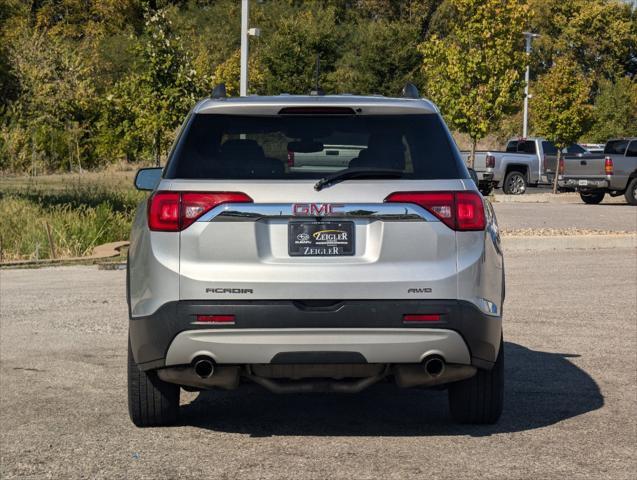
[1,245,635,479]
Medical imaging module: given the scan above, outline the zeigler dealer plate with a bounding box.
[288,221,355,257]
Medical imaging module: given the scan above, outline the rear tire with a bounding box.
[502,171,527,195]
[624,178,637,205]
[580,191,605,204]
[448,338,504,424]
[128,337,179,427]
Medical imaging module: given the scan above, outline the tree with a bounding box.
[586,77,637,142]
[353,0,439,25]
[132,6,201,165]
[1,29,97,173]
[213,48,265,97]
[258,6,344,95]
[529,0,637,81]
[532,56,592,193]
[418,0,528,167]
[330,20,422,96]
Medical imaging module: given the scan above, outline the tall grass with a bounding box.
[0,182,145,261]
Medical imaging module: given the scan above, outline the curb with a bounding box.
[0,241,129,268]
[502,234,636,252]
[492,193,628,204]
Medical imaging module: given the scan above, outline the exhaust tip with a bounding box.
[423,355,445,377]
[193,357,215,378]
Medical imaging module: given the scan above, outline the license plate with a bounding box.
[288,222,355,256]
[578,179,588,186]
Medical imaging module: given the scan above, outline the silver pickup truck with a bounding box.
[559,138,637,205]
[462,138,590,195]
[289,144,365,172]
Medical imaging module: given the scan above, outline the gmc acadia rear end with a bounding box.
[127,86,505,427]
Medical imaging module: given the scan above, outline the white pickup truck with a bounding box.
[462,138,591,195]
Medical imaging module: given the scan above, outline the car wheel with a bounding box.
[128,336,179,427]
[624,178,637,206]
[448,337,504,424]
[580,191,605,205]
[502,171,527,195]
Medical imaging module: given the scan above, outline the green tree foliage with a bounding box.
[258,6,344,94]
[214,49,265,96]
[586,77,637,142]
[331,20,422,96]
[0,0,25,110]
[96,6,204,165]
[0,0,635,174]
[353,0,440,25]
[33,0,143,39]
[132,7,203,165]
[1,31,96,173]
[419,0,528,166]
[172,0,241,85]
[529,0,637,80]
[532,56,592,192]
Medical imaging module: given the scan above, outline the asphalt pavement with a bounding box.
[493,202,636,232]
[1,245,636,479]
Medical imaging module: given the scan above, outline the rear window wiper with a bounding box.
[314,168,404,191]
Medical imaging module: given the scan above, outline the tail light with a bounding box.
[604,156,613,175]
[485,155,495,168]
[148,192,252,231]
[384,191,485,231]
[558,157,564,175]
[287,150,295,168]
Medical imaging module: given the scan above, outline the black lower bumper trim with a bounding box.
[271,351,367,364]
[129,299,502,371]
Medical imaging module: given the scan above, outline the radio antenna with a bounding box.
[310,54,324,96]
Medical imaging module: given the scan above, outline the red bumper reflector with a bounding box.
[196,314,235,324]
[403,314,441,323]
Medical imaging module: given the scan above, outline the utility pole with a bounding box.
[240,0,261,97]
[522,32,540,138]
[240,0,249,97]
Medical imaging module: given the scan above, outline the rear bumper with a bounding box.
[477,171,495,186]
[559,177,609,190]
[129,300,502,371]
[165,328,471,365]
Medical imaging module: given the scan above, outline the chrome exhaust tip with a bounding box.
[193,358,215,379]
[423,355,445,377]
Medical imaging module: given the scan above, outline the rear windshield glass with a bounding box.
[506,140,537,154]
[518,141,537,154]
[165,114,465,180]
[542,141,558,155]
[505,141,518,152]
[563,144,586,155]
[604,140,629,155]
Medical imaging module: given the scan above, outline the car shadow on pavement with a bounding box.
[179,342,604,437]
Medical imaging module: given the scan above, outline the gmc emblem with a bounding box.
[292,203,344,216]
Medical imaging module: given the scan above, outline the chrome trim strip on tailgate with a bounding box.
[197,203,439,222]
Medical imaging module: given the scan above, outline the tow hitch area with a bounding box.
[157,361,477,393]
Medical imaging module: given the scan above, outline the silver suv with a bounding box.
[127,86,505,427]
